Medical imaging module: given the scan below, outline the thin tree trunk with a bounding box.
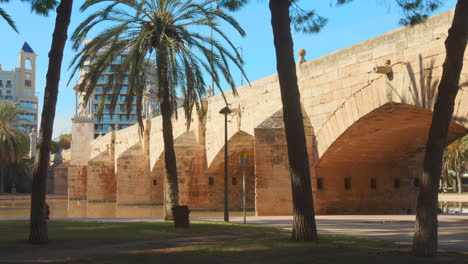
[29,0,72,244]
[456,171,463,193]
[269,0,318,242]
[412,0,468,256]
[157,48,179,221]
[0,169,3,193]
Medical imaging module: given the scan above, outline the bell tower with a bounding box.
[18,42,37,97]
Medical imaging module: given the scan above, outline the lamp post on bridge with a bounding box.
[219,106,231,222]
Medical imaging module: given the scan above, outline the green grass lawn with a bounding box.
[0,221,466,264]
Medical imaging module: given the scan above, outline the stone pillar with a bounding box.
[116,143,152,205]
[254,109,315,216]
[69,114,94,199]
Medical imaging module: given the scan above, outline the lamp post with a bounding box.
[219,106,231,222]
[239,151,248,224]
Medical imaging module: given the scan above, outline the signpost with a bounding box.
[239,151,248,224]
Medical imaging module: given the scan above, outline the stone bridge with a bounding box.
[66,10,468,215]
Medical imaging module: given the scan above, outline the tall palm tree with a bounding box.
[70,0,246,219]
[0,102,30,192]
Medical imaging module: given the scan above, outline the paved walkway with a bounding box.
[222,215,468,253]
[3,214,467,252]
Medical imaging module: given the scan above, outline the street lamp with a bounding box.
[219,106,231,222]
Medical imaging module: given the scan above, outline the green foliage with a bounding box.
[0,102,30,167]
[219,0,442,33]
[1,158,33,193]
[0,0,57,33]
[70,0,247,129]
[0,6,18,32]
[395,0,442,25]
[443,135,468,173]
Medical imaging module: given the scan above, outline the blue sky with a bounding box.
[0,0,458,138]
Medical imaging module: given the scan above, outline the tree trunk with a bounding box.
[443,171,449,192]
[29,0,73,244]
[157,48,179,221]
[0,169,3,193]
[412,0,468,257]
[269,0,318,242]
[456,171,463,193]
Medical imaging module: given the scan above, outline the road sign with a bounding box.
[239,151,248,163]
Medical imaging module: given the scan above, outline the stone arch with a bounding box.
[314,102,467,214]
[204,130,255,211]
[315,80,468,161]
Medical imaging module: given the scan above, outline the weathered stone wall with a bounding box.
[116,143,152,205]
[254,110,315,216]
[53,161,69,195]
[315,165,418,214]
[204,131,255,210]
[68,165,87,199]
[87,153,115,202]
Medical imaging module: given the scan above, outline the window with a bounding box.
[6,80,12,87]
[25,73,32,79]
[317,178,324,190]
[394,178,400,189]
[232,177,237,185]
[7,90,12,94]
[0,80,3,87]
[344,178,351,190]
[370,178,377,189]
[24,91,32,97]
[20,101,36,109]
[208,177,214,185]
[25,59,32,70]
[153,179,157,186]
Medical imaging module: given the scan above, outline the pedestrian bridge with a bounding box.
[66,9,467,215]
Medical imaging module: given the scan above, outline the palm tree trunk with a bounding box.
[412,0,468,256]
[29,0,73,244]
[157,48,179,221]
[456,170,463,193]
[269,0,318,242]
[443,172,449,192]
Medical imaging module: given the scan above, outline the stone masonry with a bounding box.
[66,10,468,215]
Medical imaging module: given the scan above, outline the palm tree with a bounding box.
[0,102,30,192]
[70,0,246,219]
[0,0,56,32]
[443,135,468,193]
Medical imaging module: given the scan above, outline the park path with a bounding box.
[220,215,468,253]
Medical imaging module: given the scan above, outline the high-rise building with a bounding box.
[0,42,39,131]
[74,44,160,138]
